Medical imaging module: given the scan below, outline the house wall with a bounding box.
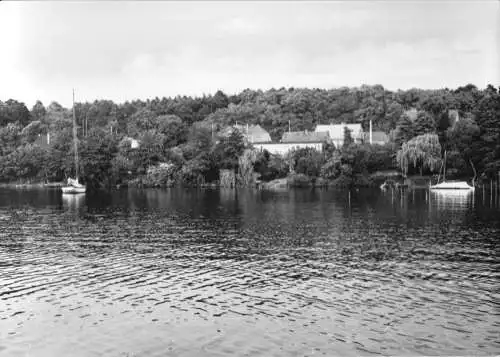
[34,133,51,148]
[315,124,363,148]
[253,142,323,155]
[330,137,363,148]
[247,133,271,144]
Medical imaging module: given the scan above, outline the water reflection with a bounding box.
[62,193,86,211]
[431,190,474,211]
[0,187,498,357]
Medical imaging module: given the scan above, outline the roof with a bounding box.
[281,130,329,143]
[225,124,272,143]
[315,123,363,139]
[364,131,389,143]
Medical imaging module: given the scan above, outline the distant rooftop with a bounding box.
[226,124,272,143]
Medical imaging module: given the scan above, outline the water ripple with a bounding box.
[0,188,499,356]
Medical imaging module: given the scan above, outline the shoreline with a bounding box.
[0,182,64,189]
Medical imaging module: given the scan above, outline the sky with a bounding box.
[0,1,498,108]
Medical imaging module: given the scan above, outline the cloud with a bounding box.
[0,4,29,103]
[216,17,260,35]
[0,1,497,107]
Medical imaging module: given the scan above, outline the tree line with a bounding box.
[0,84,499,188]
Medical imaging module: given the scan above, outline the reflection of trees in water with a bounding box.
[144,189,172,210]
[340,189,450,262]
[476,186,500,210]
[125,188,245,233]
[375,188,479,229]
[375,188,434,223]
[0,187,57,208]
[231,189,346,253]
[3,187,498,267]
[58,188,491,262]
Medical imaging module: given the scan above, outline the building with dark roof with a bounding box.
[252,130,329,155]
[221,124,272,144]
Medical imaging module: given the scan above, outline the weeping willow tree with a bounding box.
[237,148,258,186]
[220,169,235,187]
[396,133,442,177]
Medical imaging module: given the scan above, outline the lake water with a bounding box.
[0,187,499,357]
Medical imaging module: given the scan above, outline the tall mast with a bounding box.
[72,89,79,180]
[369,119,373,144]
[443,150,447,182]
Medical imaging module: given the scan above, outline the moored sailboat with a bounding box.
[61,89,86,195]
[429,151,474,191]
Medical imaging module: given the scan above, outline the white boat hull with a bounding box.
[429,181,474,190]
[61,186,86,194]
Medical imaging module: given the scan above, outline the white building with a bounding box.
[253,142,324,155]
[253,130,328,155]
[315,123,363,148]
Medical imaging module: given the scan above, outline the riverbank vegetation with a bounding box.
[0,84,499,189]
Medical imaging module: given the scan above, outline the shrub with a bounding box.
[287,173,312,188]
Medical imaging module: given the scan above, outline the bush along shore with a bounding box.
[0,84,499,190]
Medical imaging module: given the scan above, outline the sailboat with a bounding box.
[61,89,86,194]
[429,151,474,191]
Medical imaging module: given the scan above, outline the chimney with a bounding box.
[47,132,50,145]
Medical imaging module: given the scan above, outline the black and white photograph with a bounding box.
[0,1,499,356]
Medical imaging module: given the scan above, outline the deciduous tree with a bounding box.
[396,133,442,176]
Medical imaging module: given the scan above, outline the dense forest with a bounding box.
[0,84,499,188]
